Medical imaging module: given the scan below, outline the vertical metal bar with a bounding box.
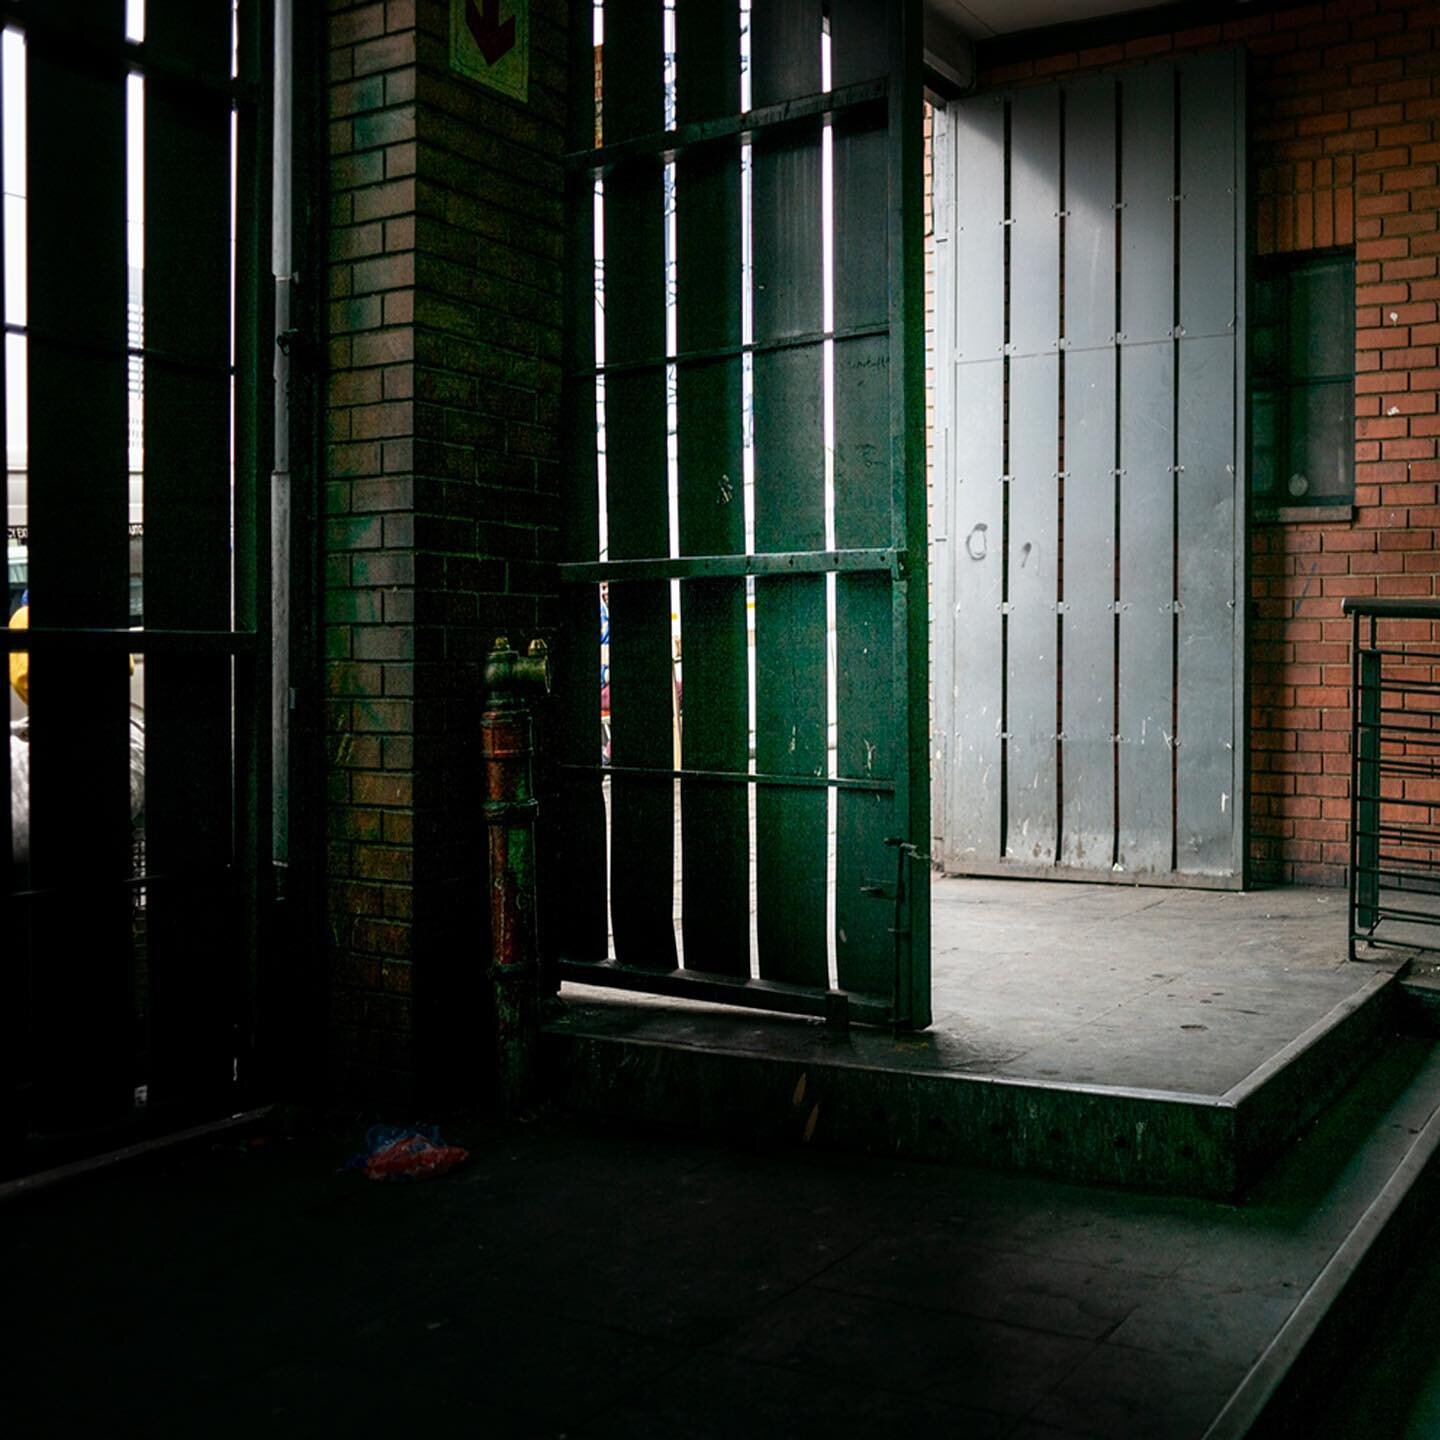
[267,0,325,1093]
[547,1,608,967]
[1117,343,1175,875]
[888,0,927,1024]
[144,0,237,1107]
[1061,347,1117,868]
[1231,50,1249,886]
[0,26,13,1161]
[752,345,828,988]
[26,0,133,1127]
[831,0,898,1002]
[1349,606,1362,956]
[750,0,828,990]
[601,4,675,968]
[1006,353,1059,865]
[944,93,1005,871]
[234,0,276,1095]
[1007,61,1062,872]
[1059,76,1118,872]
[675,0,747,976]
[1175,335,1237,875]
[1115,63,1176,877]
[1357,641,1381,936]
[1175,52,1239,878]
[1006,83,1061,873]
[929,101,953,867]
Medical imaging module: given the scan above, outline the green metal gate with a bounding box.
[548,0,930,1028]
[1,0,284,1164]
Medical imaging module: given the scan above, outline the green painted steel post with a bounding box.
[481,637,550,1109]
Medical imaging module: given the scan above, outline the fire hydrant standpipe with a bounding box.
[481,636,550,1109]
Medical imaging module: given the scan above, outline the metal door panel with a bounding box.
[1010,88,1060,360]
[952,96,1006,362]
[1064,77,1118,355]
[1179,52,1238,343]
[1061,346,1118,869]
[1006,353,1059,865]
[1119,64,1174,347]
[1176,334,1238,874]
[946,360,1006,865]
[1117,340,1176,875]
[935,52,1243,888]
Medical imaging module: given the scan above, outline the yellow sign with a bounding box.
[451,0,528,102]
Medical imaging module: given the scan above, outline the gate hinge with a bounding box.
[276,327,318,369]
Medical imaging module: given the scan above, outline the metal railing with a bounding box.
[1346,598,1440,959]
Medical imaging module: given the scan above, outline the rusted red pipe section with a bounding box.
[480,636,550,1108]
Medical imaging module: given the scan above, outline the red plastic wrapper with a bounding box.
[346,1125,469,1181]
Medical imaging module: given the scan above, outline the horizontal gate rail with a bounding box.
[1,629,259,657]
[7,865,237,905]
[566,77,887,173]
[577,320,892,381]
[560,549,903,584]
[557,958,887,1027]
[562,762,894,794]
[1346,597,1440,959]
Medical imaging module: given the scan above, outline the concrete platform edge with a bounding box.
[543,1030,1243,1195]
[1227,970,1399,1190]
[1203,1084,1440,1440]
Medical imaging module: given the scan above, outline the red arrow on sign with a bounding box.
[466,0,516,66]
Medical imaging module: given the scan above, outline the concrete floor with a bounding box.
[7,1060,1436,1440]
[925,878,1375,1094]
[568,877,1388,1100]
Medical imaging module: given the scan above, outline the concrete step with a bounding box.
[1204,1033,1440,1438]
[541,965,1403,1198]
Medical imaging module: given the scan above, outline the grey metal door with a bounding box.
[932,51,1247,886]
[547,0,931,1027]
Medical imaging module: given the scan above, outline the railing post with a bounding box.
[480,636,550,1111]
[1355,638,1380,940]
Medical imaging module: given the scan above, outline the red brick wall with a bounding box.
[324,0,567,1103]
[981,0,1440,887]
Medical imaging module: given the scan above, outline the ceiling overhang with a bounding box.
[923,0,1260,94]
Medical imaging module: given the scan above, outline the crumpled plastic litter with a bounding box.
[345,1124,469,1181]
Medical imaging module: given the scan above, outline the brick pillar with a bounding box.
[324,0,565,1104]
